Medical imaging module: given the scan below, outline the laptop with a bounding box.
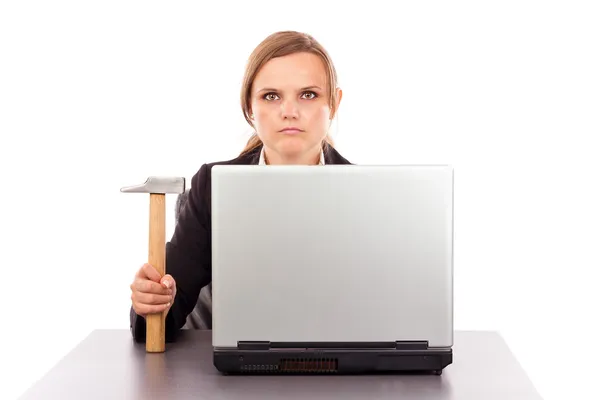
[210,164,454,375]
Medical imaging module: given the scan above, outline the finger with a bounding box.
[133,292,172,306]
[160,274,176,289]
[138,263,162,283]
[133,278,173,295]
[134,302,171,316]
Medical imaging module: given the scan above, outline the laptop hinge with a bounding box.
[395,341,429,350]
[238,341,271,350]
[238,341,429,350]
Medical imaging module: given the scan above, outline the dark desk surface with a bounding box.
[19,330,542,399]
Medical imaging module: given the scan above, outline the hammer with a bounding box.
[121,176,186,352]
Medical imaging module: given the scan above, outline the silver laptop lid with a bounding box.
[211,165,453,349]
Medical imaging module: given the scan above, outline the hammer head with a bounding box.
[120,176,186,194]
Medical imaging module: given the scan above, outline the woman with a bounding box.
[129,30,353,342]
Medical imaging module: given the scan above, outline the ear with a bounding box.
[330,87,343,119]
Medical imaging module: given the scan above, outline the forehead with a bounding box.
[253,52,328,91]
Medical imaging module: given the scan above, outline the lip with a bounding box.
[279,127,304,134]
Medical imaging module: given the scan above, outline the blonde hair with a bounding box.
[239,31,339,156]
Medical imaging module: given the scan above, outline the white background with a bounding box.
[1,1,599,399]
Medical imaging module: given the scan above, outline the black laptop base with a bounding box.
[214,348,452,375]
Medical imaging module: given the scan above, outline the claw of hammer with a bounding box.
[121,176,186,353]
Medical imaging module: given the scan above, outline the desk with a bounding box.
[19,330,542,399]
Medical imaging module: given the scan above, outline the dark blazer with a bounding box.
[130,143,353,342]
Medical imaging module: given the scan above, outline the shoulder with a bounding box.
[176,146,262,222]
[323,143,353,165]
[205,145,262,169]
[188,146,261,193]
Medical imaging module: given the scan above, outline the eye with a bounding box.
[263,92,279,101]
[301,91,317,100]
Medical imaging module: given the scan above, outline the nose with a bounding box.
[280,99,299,119]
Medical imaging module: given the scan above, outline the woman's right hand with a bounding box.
[130,263,176,318]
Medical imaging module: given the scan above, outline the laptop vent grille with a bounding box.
[240,358,339,373]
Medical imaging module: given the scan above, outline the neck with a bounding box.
[264,145,322,165]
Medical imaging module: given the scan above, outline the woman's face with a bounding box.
[250,52,342,165]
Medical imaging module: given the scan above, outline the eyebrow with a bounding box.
[257,85,322,93]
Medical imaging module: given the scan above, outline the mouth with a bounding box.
[279,127,304,134]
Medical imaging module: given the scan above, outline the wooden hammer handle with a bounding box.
[147,193,166,352]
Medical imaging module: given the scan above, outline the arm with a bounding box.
[130,164,212,342]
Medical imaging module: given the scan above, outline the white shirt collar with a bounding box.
[258,146,325,165]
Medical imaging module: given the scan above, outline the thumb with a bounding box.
[161,274,176,289]
[140,263,162,283]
